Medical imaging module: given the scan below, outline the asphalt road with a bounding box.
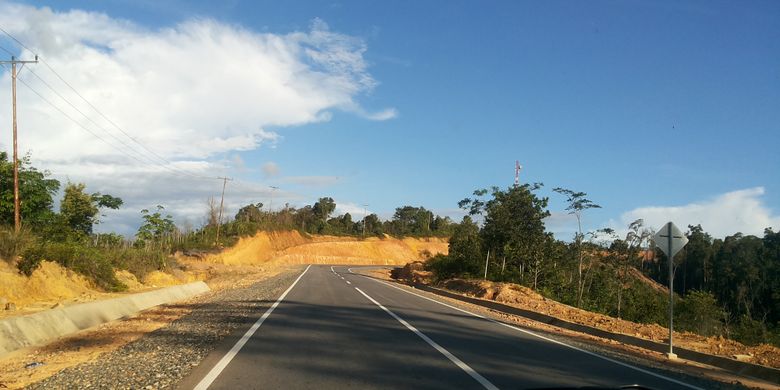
[179,265,709,390]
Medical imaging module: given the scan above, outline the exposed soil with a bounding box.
[391,262,780,370]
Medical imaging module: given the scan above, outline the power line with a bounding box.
[0,27,215,180]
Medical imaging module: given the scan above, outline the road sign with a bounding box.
[654,222,688,258]
[654,221,689,360]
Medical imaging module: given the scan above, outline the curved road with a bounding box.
[179,265,709,390]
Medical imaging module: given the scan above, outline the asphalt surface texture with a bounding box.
[179,265,737,390]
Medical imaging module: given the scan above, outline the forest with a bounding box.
[429,183,780,347]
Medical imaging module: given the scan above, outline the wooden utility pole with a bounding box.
[214,176,232,245]
[1,55,38,232]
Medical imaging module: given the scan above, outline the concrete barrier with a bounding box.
[0,281,209,357]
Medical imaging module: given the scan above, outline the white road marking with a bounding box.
[193,265,312,390]
[348,267,704,390]
[354,287,499,390]
[346,280,351,285]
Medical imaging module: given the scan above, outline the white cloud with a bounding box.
[612,187,780,238]
[0,3,393,233]
[334,202,369,217]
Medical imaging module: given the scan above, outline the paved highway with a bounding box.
[180,265,707,390]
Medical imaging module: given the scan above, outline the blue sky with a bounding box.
[3,0,779,238]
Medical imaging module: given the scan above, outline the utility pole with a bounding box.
[514,160,522,187]
[1,55,38,232]
[214,176,232,245]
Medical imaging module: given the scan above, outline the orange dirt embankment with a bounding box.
[410,272,780,369]
[0,231,447,318]
[206,231,448,267]
[0,260,197,319]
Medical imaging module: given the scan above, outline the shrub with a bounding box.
[108,247,169,279]
[730,315,769,346]
[0,225,35,261]
[21,241,126,291]
[675,290,725,337]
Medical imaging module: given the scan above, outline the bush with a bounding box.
[426,254,471,280]
[0,225,35,261]
[730,315,770,346]
[620,283,667,325]
[21,241,126,291]
[108,247,169,279]
[675,290,725,337]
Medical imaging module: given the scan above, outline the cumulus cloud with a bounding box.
[612,187,780,238]
[0,3,394,233]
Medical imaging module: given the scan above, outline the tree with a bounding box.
[136,205,176,248]
[206,197,219,227]
[465,184,550,284]
[60,182,123,236]
[429,216,482,278]
[390,206,434,236]
[0,152,60,227]
[235,202,264,223]
[553,187,601,307]
[313,197,336,220]
[612,219,651,318]
[362,213,383,236]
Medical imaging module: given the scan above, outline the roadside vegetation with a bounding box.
[0,153,453,292]
[2,153,777,348]
[427,183,780,348]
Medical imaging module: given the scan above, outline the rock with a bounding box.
[5,302,16,311]
[51,302,64,309]
[733,354,753,361]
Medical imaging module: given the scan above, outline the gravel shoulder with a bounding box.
[1,265,303,390]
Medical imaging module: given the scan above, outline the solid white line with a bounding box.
[193,265,312,390]
[349,267,704,390]
[354,287,499,390]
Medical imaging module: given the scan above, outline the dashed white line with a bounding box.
[348,267,704,390]
[193,265,311,390]
[346,280,351,285]
[354,287,499,390]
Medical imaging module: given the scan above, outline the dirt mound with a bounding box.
[207,230,310,265]
[440,279,545,305]
[432,276,780,369]
[392,261,433,284]
[207,231,447,267]
[0,260,115,319]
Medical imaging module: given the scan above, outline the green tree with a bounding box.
[676,290,725,337]
[136,205,176,249]
[60,183,123,236]
[553,187,601,307]
[461,184,550,284]
[0,152,60,227]
[362,213,383,236]
[235,202,264,222]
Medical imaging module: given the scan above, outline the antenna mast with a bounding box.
[514,160,522,186]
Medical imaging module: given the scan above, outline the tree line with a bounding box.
[0,153,453,290]
[430,183,780,347]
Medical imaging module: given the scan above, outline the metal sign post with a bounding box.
[653,222,688,359]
